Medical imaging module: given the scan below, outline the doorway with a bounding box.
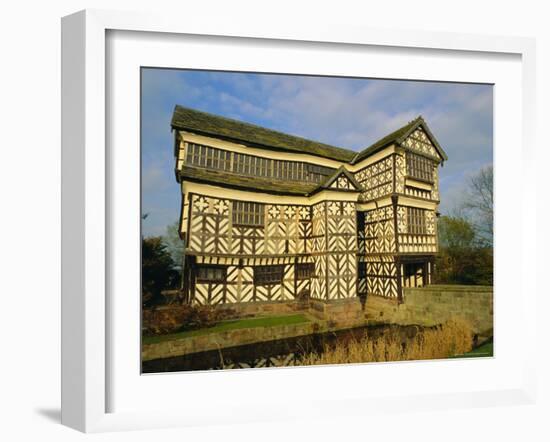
[402,261,428,288]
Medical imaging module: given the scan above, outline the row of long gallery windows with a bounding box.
[196,263,316,285]
[185,142,335,183]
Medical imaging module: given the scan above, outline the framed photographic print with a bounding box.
[61,9,537,433]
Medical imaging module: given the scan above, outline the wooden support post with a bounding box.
[189,257,196,304]
[422,260,430,286]
[391,195,403,304]
[396,259,403,304]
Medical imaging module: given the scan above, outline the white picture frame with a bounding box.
[61,9,537,433]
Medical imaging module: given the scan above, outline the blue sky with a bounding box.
[141,68,493,237]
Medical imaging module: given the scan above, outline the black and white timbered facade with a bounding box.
[171,105,448,305]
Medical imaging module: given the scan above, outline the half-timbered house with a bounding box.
[171,105,447,306]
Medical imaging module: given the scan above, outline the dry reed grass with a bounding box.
[299,318,474,365]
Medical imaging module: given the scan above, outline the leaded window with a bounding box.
[186,143,232,171]
[234,152,250,175]
[407,207,427,235]
[186,143,204,167]
[254,265,284,286]
[184,142,335,184]
[252,156,270,177]
[196,266,226,283]
[232,201,265,226]
[406,153,434,182]
[305,163,334,183]
[211,147,231,170]
[295,263,315,280]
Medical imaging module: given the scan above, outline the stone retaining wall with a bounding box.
[144,285,493,362]
[365,285,493,337]
[309,298,364,325]
[142,321,318,362]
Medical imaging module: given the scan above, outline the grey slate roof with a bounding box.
[172,106,448,167]
[178,166,319,196]
[172,105,356,162]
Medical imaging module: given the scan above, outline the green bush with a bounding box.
[434,216,493,285]
[142,237,180,307]
[434,246,493,285]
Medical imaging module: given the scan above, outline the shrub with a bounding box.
[142,304,235,336]
[434,246,493,286]
[142,237,179,307]
[434,216,493,286]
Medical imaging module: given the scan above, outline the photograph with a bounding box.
[140,69,494,373]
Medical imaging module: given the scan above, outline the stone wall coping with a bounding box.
[405,285,493,293]
[142,309,367,362]
[142,321,317,361]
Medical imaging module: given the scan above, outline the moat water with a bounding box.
[141,324,430,373]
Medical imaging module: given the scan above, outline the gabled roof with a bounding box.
[351,116,448,164]
[178,166,318,196]
[314,166,362,193]
[172,105,356,162]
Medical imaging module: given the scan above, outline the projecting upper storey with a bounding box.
[171,105,448,200]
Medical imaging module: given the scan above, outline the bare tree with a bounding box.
[462,165,493,244]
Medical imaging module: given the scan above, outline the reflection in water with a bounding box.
[142,324,424,373]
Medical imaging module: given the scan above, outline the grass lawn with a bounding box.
[143,313,311,345]
[452,339,493,358]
